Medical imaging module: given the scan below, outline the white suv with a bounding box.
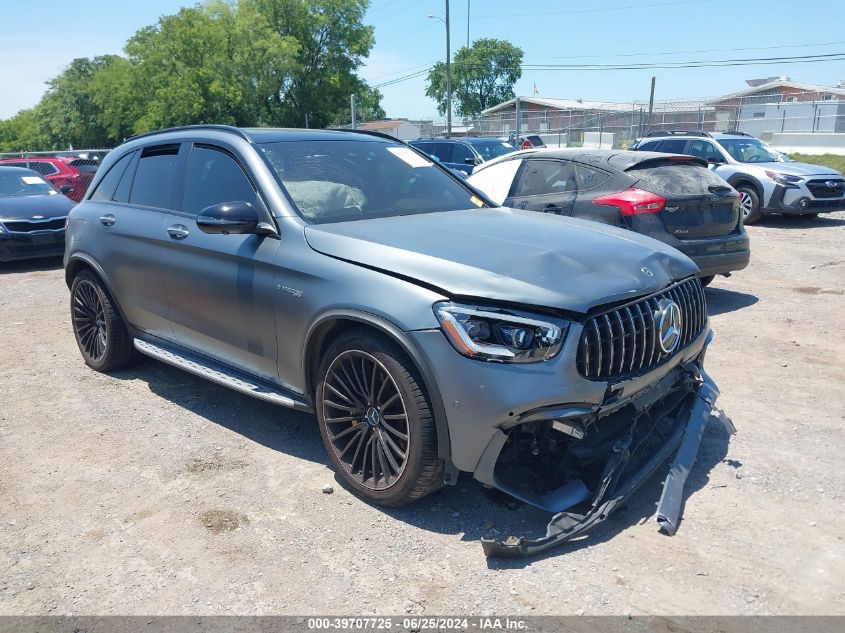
[632,131,845,224]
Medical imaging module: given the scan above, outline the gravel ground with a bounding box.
[1,212,844,616]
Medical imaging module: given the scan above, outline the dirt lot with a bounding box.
[1,213,844,616]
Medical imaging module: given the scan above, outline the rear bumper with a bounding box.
[0,230,66,262]
[676,233,750,277]
[765,183,845,215]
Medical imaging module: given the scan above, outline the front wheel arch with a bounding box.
[303,311,452,463]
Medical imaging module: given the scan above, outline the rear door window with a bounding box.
[421,143,454,164]
[512,159,577,197]
[90,152,134,201]
[181,146,258,215]
[129,144,182,209]
[686,140,725,162]
[656,139,689,154]
[451,143,475,165]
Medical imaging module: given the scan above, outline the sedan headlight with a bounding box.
[765,171,802,187]
[434,301,567,363]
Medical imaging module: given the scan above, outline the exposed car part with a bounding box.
[481,361,733,557]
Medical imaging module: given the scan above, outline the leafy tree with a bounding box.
[426,38,523,118]
[250,0,375,128]
[0,0,383,149]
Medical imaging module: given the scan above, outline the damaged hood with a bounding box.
[304,208,699,313]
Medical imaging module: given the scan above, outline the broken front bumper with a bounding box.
[480,363,733,558]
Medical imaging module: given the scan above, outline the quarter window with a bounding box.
[182,146,257,215]
[574,163,612,190]
[129,145,181,209]
[90,152,134,201]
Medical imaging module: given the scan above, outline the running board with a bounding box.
[134,338,312,411]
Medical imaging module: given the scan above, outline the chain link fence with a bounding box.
[412,90,845,149]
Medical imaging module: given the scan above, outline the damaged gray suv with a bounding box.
[65,125,731,557]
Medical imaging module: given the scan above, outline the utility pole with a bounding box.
[647,76,656,133]
[350,94,357,130]
[466,0,470,48]
[445,0,452,137]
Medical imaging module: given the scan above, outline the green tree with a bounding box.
[426,38,523,118]
[250,0,375,128]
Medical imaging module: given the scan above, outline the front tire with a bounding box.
[70,270,138,372]
[315,328,443,507]
[737,186,763,225]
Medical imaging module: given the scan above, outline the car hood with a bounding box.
[304,208,699,313]
[752,161,841,177]
[0,193,75,220]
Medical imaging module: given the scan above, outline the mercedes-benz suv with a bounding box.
[64,125,729,556]
[631,130,845,224]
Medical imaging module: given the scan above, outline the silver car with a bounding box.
[65,125,729,556]
[632,131,845,224]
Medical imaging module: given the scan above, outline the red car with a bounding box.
[0,157,99,203]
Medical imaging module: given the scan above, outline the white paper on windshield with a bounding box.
[22,176,45,185]
[387,147,432,168]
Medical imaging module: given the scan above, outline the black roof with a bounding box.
[480,148,707,172]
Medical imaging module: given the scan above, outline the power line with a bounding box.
[463,0,716,19]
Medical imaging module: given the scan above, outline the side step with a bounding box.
[134,338,312,412]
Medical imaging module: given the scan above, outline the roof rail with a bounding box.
[723,130,753,137]
[127,124,251,142]
[326,128,404,143]
[645,130,712,138]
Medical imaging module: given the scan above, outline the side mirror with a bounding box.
[59,185,74,194]
[464,157,479,165]
[196,201,268,235]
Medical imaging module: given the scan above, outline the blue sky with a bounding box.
[2,0,844,120]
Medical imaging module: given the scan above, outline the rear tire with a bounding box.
[315,328,444,507]
[737,186,762,225]
[699,275,715,287]
[70,270,138,372]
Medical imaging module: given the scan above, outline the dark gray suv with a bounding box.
[65,125,729,556]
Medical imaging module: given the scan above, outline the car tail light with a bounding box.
[592,187,666,216]
[521,139,532,149]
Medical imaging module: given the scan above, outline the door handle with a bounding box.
[99,214,116,226]
[167,225,190,240]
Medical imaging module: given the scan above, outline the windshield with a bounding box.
[718,138,779,163]
[259,139,487,224]
[0,173,57,198]
[470,140,517,162]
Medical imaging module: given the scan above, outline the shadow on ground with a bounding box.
[113,355,735,566]
[0,256,63,274]
[753,214,845,229]
[705,286,759,316]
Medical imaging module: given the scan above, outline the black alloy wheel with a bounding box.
[321,349,410,490]
[315,328,443,506]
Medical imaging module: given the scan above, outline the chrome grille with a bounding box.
[577,278,707,381]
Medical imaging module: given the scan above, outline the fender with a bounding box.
[726,173,764,201]
[64,252,135,336]
[303,308,452,463]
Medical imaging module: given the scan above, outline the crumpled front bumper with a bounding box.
[481,363,733,558]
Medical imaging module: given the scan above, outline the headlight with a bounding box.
[434,301,567,363]
[765,171,802,187]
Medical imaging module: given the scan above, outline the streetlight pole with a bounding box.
[467,0,470,48]
[445,0,452,138]
[428,6,453,138]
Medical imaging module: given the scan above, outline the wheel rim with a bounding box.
[739,191,754,217]
[73,280,107,362]
[321,350,410,491]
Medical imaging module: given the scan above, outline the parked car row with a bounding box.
[0,154,101,203]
